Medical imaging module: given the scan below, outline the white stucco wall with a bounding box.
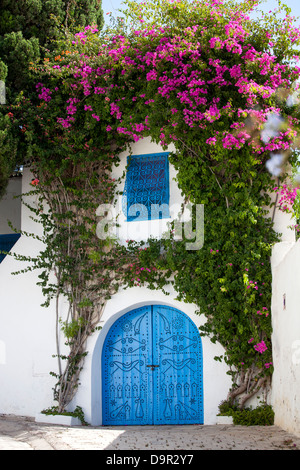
[0,169,58,416]
[268,177,300,437]
[271,239,300,437]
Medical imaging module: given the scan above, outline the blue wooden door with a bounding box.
[102,305,203,425]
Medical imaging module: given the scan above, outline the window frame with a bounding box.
[122,152,170,222]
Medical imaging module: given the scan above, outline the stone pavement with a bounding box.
[1,414,300,451]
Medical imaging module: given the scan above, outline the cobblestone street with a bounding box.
[1,414,300,451]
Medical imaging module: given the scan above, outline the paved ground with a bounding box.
[1,414,300,451]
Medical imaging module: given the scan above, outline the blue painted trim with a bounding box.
[0,233,21,263]
[122,152,170,222]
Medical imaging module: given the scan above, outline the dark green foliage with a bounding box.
[0,0,104,197]
[0,0,104,98]
[232,405,274,426]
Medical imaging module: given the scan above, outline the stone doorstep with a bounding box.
[37,413,233,427]
[216,415,234,425]
[35,413,82,427]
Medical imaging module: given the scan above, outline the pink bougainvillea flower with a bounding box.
[254,340,268,354]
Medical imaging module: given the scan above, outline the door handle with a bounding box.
[146,365,159,371]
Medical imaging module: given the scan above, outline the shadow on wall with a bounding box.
[0,176,22,235]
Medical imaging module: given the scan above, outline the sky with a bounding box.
[101,0,300,23]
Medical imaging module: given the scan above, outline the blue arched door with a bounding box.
[102,305,203,425]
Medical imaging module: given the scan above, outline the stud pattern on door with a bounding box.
[102,305,203,425]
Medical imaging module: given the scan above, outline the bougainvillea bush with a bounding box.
[16,0,300,411]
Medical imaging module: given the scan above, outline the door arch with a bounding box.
[102,305,203,425]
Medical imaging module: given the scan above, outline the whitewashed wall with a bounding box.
[0,169,58,417]
[268,178,300,437]
[271,238,300,437]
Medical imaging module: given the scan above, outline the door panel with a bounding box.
[102,306,153,425]
[152,305,203,424]
[102,305,203,425]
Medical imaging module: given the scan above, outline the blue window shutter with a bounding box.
[123,153,170,222]
[0,234,21,263]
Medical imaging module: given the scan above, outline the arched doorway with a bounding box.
[102,305,203,425]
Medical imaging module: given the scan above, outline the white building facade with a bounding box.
[0,138,297,430]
